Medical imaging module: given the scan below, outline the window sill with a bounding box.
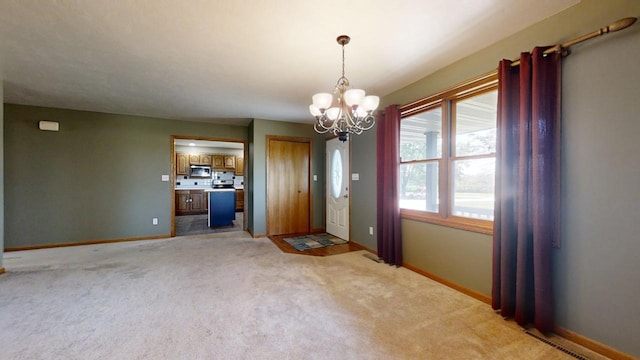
[400,210,494,235]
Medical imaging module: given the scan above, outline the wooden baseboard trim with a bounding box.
[311,228,325,234]
[402,262,491,305]
[402,262,630,359]
[0,267,5,275]
[553,326,635,360]
[4,234,172,252]
[349,241,377,255]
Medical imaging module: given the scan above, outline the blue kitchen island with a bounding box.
[206,188,236,227]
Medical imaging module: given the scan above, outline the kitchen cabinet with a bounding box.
[224,155,235,169]
[176,153,189,175]
[176,190,190,214]
[235,189,244,212]
[235,156,244,176]
[190,191,205,212]
[199,154,212,165]
[176,190,207,215]
[212,155,225,170]
[212,154,236,171]
[189,154,212,165]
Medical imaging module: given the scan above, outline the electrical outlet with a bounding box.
[152,218,158,225]
[369,226,373,235]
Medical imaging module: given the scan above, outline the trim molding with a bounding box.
[350,241,377,255]
[4,234,171,252]
[311,228,325,234]
[401,262,631,359]
[402,262,492,305]
[553,326,636,360]
[0,267,5,275]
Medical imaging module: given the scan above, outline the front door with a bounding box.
[326,137,349,240]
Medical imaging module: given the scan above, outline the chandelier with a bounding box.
[309,35,379,142]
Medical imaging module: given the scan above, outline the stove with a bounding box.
[212,180,234,188]
[212,171,235,188]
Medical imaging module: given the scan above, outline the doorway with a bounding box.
[171,136,247,237]
[326,137,350,240]
[266,136,311,236]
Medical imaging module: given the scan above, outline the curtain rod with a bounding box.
[509,17,637,67]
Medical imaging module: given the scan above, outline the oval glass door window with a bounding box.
[331,149,342,199]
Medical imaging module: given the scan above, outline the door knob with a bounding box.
[344,194,349,198]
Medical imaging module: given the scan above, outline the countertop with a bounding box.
[204,188,236,192]
[176,186,243,190]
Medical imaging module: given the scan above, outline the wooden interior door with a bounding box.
[267,137,311,236]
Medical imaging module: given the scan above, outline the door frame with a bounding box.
[170,135,248,237]
[265,135,313,236]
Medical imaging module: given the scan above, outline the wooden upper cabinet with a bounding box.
[176,153,189,175]
[189,154,212,165]
[224,155,235,169]
[235,156,244,176]
[212,155,225,169]
[199,154,212,166]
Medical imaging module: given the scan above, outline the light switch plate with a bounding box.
[352,173,360,181]
[313,175,318,181]
[161,175,169,182]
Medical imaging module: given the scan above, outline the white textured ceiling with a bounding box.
[0,0,578,125]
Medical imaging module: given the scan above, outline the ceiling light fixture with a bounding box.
[309,35,379,142]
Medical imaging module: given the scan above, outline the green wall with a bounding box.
[349,128,377,250]
[351,0,640,356]
[3,106,326,247]
[248,118,325,236]
[3,104,248,248]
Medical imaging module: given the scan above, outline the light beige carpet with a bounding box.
[0,232,603,359]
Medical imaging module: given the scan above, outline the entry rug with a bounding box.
[283,233,348,251]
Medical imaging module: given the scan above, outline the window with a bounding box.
[399,75,497,234]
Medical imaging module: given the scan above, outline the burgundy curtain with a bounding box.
[492,47,562,333]
[376,104,402,266]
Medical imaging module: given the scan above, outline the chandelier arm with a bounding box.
[316,117,333,131]
[341,105,357,127]
[314,119,333,133]
[358,114,377,131]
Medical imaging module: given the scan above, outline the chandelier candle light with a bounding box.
[310,35,379,142]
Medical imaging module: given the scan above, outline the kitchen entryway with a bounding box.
[172,136,247,237]
[176,212,243,236]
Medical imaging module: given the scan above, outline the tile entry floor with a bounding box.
[175,212,243,236]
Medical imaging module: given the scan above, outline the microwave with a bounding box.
[190,165,212,178]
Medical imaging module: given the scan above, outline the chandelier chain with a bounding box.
[341,42,345,79]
